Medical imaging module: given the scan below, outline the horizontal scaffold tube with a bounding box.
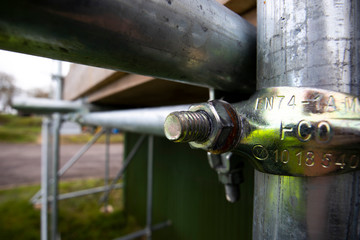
[11,97,83,114]
[78,105,191,137]
[0,0,256,92]
[11,97,191,136]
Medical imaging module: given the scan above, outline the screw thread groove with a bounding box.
[164,111,211,143]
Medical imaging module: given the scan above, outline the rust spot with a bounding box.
[210,103,241,154]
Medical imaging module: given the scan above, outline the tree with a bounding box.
[0,72,16,113]
[27,88,51,98]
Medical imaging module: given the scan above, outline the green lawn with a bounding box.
[0,179,142,240]
[0,115,132,239]
[0,114,123,144]
[0,114,42,143]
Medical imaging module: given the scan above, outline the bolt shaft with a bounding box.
[164,111,211,143]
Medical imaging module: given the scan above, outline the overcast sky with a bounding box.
[0,50,70,93]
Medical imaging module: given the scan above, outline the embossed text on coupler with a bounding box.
[254,94,360,113]
[252,146,360,170]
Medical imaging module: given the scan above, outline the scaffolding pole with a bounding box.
[101,134,146,204]
[58,129,105,177]
[31,129,105,204]
[50,61,63,240]
[41,117,52,240]
[36,184,123,203]
[254,0,360,239]
[104,129,111,211]
[113,135,171,240]
[0,0,256,92]
[146,135,154,240]
[11,100,191,137]
[11,97,82,114]
[78,105,191,137]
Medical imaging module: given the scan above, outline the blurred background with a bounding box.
[0,50,134,240]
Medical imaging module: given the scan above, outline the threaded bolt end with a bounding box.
[164,111,211,143]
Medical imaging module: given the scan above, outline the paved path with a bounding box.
[0,143,123,188]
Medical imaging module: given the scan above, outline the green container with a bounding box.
[124,133,254,240]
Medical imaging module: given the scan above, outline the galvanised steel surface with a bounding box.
[163,0,360,238]
[165,87,360,176]
[254,0,360,239]
[57,129,105,177]
[50,112,61,240]
[35,184,123,203]
[234,87,360,176]
[0,0,256,92]
[41,117,51,240]
[146,136,154,240]
[104,130,110,210]
[11,97,83,114]
[50,62,63,240]
[31,129,105,206]
[165,100,241,154]
[101,135,147,204]
[11,97,192,136]
[257,0,360,95]
[79,105,191,136]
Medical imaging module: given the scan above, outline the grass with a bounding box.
[0,179,142,240]
[0,114,42,143]
[0,114,123,144]
[0,116,131,239]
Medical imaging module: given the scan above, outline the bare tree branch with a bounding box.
[0,72,16,112]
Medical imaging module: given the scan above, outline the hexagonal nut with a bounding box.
[189,100,241,154]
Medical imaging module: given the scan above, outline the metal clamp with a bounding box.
[164,87,360,177]
[208,152,243,203]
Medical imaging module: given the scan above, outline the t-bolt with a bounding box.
[164,110,212,143]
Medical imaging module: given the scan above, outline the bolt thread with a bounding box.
[164,111,211,143]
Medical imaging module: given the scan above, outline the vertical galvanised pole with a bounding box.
[146,135,154,240]
[51,113,61,240]
[254,0,360,239]
[104,129,110,211]
[41,117,52,240]
[51,61,63,240]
